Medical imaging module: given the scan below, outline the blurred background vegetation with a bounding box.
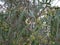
[0,0,60,45]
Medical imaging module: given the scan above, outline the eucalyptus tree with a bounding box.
[0,0,60,45]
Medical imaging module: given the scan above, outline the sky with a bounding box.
[29,0,60,7]
[0,0,60,13]
[51,0,60,7]
[0,0,60,8]
[0,1,4,5]
[0,0,60,7]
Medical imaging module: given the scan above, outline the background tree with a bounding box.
[0,0,60,45]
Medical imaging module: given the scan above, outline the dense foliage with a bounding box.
[0,0,60,45]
